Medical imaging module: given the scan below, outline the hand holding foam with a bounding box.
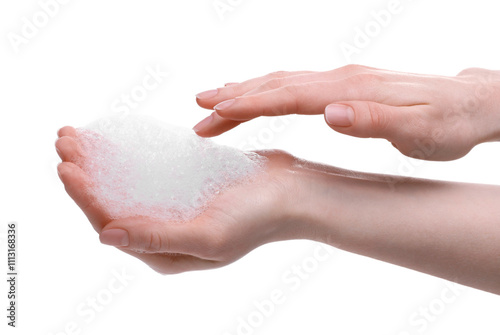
[56,115,298,274]
[75,114,266,222]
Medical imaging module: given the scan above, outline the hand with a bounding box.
[55,126,500,293]
[55,127,310,274]
[194,65,500,161]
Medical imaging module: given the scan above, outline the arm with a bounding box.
[56,131,500,294]
[287,159,500,294]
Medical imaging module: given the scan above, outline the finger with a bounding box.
[196,65,382,110]
[57,126,77,138]
[214,81,333,120]
[120,249,220,274]
[98,215,217,257]
[55,136,84,163]
[324,101,427,142]
[214,76,427,121]
[196,71,313,109]
[57,162,112,232]
[193,111,244,137]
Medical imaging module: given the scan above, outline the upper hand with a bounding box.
[194,65,500,161]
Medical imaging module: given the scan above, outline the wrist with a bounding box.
[484,75,500,142]
[280,159,350,246]
[253,150,327,244]
[283,159,407,249]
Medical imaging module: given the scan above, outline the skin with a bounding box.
[194,65,500,160]
[56,65,500,295]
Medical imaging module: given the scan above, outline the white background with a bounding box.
[1,0,500,334]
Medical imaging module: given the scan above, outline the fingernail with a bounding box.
[193,113,214,133]
[56,164,62,180]
[325,104,354,127]
[100,229,129,247]
[224,82,238,87]
[214,99,235,111]
[196,89,218,100]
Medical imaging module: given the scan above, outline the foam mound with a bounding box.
[75,114,266,222]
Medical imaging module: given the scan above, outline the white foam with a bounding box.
[76,114,266,221]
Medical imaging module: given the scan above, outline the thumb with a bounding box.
[324,101,413,141]
[99,217,209,255]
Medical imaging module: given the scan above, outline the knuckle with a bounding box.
[145,230,164,253]
[279,84,299,114]
[282,83,298,96]
[341,64,367,73]
[259,78,286,91]
[457,67,482,76]
[367,103,391,133]
[221,85,238,97]
[268,70,290,79]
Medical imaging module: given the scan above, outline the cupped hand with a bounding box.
[194,65,500,161]
[55,127,310,274]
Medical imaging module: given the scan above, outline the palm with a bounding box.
[56,126,294,273]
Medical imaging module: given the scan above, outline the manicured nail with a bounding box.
[325,104,354,127]
[56,164,62,180]
[196,89,218,100]
[100,229,129,247]
[214,99,235,111]
[193,113,214,133]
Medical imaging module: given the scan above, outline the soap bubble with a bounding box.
[76,114,266,222]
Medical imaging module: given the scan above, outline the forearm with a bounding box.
[288,161,500,294]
